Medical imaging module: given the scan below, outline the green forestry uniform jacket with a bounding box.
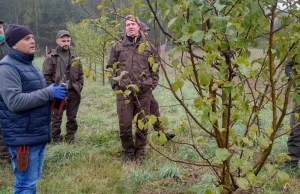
[42,48,84,96]
[106,34,159,93]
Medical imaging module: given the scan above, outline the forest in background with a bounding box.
[0,0,154,55]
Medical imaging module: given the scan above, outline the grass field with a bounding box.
[0,57,300,194]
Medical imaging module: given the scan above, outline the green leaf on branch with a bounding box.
[168,17,178,27]
[198,71,212,86]
[209,112,218,125]
[151,131,159,141]
[276,153,291,164]
[138,43,146,53]
[120,71,128,78]
[126,84,140,92]
[204,188,215,194]
[147,114,158,125]
[214,1,226,12]
[159,116,169,126]
[84,67,91,78]
[113,61,119,70]
[173,4,181,14]
[247,172,257,184]
[236,178,249,190]
[172,79,184,92]
[265,163,276,175]
[124,89,132,96]
[133,112,140,123]
[264,127,274,136]
[193,0,205,6]
[196,136,206,144]
[194,96,203,108]
[215,148,229,161]
[192,30,204,42]
[179,34,190,42]
[138,119,145,130]
[236,56,249,66]
[277,171,290,184]
[152,63,159,72]
[258,137,271,149]
[148,56,154,65]
[97,1,106,10]
[113,90,123,96]
[158,131,168,145]
[242,137,253,147]
[183,65,193,79]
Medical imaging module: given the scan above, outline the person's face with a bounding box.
[125,20,140,36]
[142,30,148,38]
[56,36,71,50]
[13,34,35,54]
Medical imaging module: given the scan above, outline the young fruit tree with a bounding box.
[77,0,300,193]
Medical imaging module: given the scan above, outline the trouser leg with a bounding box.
[51,108,63,143]
[134,91,151,160]
[288,101,300,161]
[65,93,81,143]
[117,98,135,161]
[9,143,46,194]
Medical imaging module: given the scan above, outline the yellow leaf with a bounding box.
[264,127,274,136]
[71,57,82,67]
[104,71,111,78]
[138,43,146,53]
[80,19,90,28]
[158,131,168,145]
[92,75,97,81]
[113,90,123,96]
[196,136,206,144]
[127,84,140,92]
[113,61,119,70]
[152,63,159,72]
[138,119,145,130]
[148,56,154,65]
[84,68,91,78]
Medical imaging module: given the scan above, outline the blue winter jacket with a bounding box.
[0,48,52,146]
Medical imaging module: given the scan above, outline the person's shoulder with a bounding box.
[113,39,123,47]
[0,63,18,75]
[70,50,79,58]
[47,48,58,57]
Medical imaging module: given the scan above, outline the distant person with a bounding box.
[0,20,10,164]
[42,30,84,144]
[284,59,300,168]
[106,15,159,163]
[139,22,175,141]
[0,20,8,59]
[0,24,67,194]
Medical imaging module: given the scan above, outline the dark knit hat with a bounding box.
[5,24,33,47]
[0,20,4,25]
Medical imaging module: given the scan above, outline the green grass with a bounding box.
[0,57,299,194]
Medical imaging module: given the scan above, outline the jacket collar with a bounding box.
[49,47,75,58]
[8,48,34,64]
[121,32,147,46]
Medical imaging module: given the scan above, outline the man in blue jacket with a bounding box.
[0,24,67,194]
